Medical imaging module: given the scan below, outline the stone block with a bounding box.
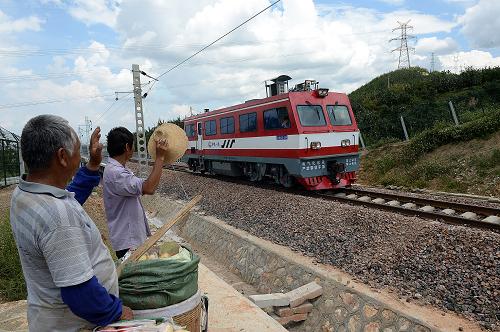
[334,193,347,198]
[363,304,378,318]
[358,196,372,202]
[401,203,416,209]
[419,205,435,212]
[249,293,289,308]
[286,282,323,308]
[274,313,307,325]
[381,309,396,323]
[482,215,500,225]
[386,200,400,206]
[348,314,361,332]
[372,198,386,204]
[460,211,477,219]
[340,292,359,311]
[364,321,381,332]
[441,208,455,215]
[346,194,358,199]
[274,302,313,317]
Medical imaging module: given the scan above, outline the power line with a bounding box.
[0,93,115,110]
[156,0,282,80]
[95,94,133,125]
[0,28,391,58]
[389,20,416,69]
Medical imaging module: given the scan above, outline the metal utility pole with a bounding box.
[132,64,148,178]
[430,52,436,73]
[390,20,416,69]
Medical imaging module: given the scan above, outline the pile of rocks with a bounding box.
[249,282,323,326]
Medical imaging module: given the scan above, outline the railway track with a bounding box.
[87,158,500,231]
[165,163,500,231]
[318,188,500,231]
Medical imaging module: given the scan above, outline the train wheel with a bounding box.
[280,173,294,188]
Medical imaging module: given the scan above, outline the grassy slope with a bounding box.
[358,130,500,197]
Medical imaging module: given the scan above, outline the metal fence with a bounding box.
[0,127,21,187]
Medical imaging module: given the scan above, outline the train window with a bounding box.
[184,124,195,137]
[327,105,352,126]
[204,120,217,136]
[296,105,326,126]
[239,112,257,132]
[220,117,235,134]
[264,107,290,130]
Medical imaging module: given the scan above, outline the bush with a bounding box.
[0,215,27,301]
[401,109,500,164]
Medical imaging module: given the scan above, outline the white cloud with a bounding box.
[0,10,44,34]
[378,0,405,5]
[460,0,500,48]
[440,50,500,73]
[416,37,459,55]
[68,0,120,28]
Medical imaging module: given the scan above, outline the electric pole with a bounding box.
[390,20,416,69]
[132,64,148,178]
[430,52,435,73]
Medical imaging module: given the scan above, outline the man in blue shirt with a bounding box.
[10,115,133,332]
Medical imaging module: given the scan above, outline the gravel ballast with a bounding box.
[159,171,500,329]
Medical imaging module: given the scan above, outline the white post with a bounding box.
[359,132,366,149]
[448,101,459,126]
[400,115,409,141]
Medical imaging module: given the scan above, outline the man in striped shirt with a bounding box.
[10,115,132,332]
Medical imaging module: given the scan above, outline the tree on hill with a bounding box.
[349,66,500,146]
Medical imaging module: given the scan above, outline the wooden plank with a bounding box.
[116,194,202,276]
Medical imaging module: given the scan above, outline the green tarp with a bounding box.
[118,246,200,310]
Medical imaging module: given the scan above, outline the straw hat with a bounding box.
[147,123,189,164]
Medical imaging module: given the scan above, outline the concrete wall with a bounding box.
[143,195,476,332]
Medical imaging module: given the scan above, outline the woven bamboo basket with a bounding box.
[173,302,201,332]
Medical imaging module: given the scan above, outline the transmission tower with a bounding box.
[430,52,436,72]
[390,20,416,69]
[78,116,92,157]
[453,55,460,73]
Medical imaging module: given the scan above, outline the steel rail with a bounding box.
[317,191,499,231]
[340,188,500,216]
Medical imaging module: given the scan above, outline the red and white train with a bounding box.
[181,75,360,190]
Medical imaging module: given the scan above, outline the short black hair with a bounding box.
[107,127,134,157]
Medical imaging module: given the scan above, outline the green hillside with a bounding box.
[350,67,500,196]
[349,66,500,146]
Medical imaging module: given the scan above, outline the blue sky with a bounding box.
[1,0,499,137]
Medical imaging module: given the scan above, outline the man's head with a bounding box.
[21,115,81,183]
[107,127,134,160]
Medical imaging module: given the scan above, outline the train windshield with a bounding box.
[296,105,326,126]
[327,105,352,126]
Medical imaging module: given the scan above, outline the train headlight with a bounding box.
[310,141,322,150]
[341,139,351,147]
[315,88,329,98]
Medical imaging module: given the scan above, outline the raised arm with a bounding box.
[142,138,168,195]
[67,127,103,205]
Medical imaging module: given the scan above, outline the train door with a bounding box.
[196,122,203,152]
